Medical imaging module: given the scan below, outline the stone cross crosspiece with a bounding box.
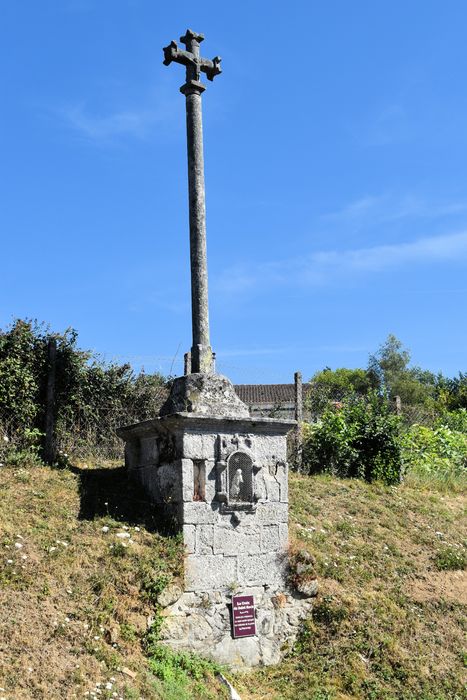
[163,30,222,374]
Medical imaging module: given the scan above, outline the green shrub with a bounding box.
[0,319,168,461]
[401,423,467,482]
[302,393,402,485]
[434,546,466,571]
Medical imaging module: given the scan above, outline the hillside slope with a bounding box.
[0,463,465,700]
[238,474,466,700]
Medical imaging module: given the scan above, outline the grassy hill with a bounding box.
[0,463,465,700]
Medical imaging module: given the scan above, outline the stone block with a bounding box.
[196,524,214,554]
[185,554,237,591]
[261,525,280,552]
[140,436,159,466]
[157,463,181,502]
[204,459,217,501]
[161,612,213,642]
[183,431,216,460]
[253,434,286,463]
[183,502,219,524]
[180,458,194,501]
[256,502,288,524]
[183,524,195,554]
[278,523,289,549]
[213,525,261,555]
[158,584,183,608]
[237,552,287,587]
[212,636,261,668]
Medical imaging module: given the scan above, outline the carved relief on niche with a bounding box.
[215,434,259,511]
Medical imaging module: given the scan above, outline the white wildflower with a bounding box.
[101,526,109,533]
[3,435,9,442]
[14,542,23,549]
[134,527,140,532]
[116,532,130,539]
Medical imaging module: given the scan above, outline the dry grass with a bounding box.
[235,473,467,700]
[1,462,465,700]
[0,462,227,700]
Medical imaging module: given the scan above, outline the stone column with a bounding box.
[181,80,212,374]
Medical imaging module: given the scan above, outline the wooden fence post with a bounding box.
[294,371,303,469]
[44,337,57,464]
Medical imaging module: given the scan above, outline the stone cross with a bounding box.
[163,29,222,374]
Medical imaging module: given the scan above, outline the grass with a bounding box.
[235,473,467,700]
[0,461,228,700]
[0,459,465,699]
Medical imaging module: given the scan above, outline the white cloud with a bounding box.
[58,92,178,143]
[323,194,467,227]
[215,230,467,294]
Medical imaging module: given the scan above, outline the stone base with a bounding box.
[159,373,250,418]
[158,585,314,668]
[116,377,302,668]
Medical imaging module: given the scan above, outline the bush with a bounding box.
[301,393,402,484]
[0,319,168,462]
[401,422,467,483]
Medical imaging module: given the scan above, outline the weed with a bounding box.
[110,541,127,557]
[145,635,221,683]
[120,622,138,642]
[434,546,466,571]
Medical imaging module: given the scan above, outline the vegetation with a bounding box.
[0,319,168,463]
[0,459,228,699]
[0,321,465,698]
[302,392,402,485]
[1,460,464,699]
[236,473,466,700]
[302,334,467,489]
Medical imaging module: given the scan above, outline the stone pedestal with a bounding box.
[117,374,314,667]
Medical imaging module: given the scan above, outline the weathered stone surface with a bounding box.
[237,552,287,587]
[183,502,219,524]
[185,553,236,591]
[296,578,319,597]
[140,436,159,465]
[256,502,289,524]
[183,524,196,554]
[160,374,249,418]
[261,525,281,552]
[196,524,214,554]
[158,584,314,667]
[213,525,261,555]
[182,431,217,460]
[158,584,183,608]
[213,636,261,668]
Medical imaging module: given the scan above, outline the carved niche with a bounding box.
[215,434,260,511]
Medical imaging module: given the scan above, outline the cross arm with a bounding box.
[163,40,194,68]
[199,56,222,81]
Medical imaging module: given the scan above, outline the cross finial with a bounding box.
[163,28,222,94]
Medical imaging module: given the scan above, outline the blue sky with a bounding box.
[1,1,466,383]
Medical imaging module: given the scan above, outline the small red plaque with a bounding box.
[232,594,256,638]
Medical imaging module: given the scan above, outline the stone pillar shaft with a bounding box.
[184,88,212,373]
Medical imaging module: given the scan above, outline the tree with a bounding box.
[368,334,436,405]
